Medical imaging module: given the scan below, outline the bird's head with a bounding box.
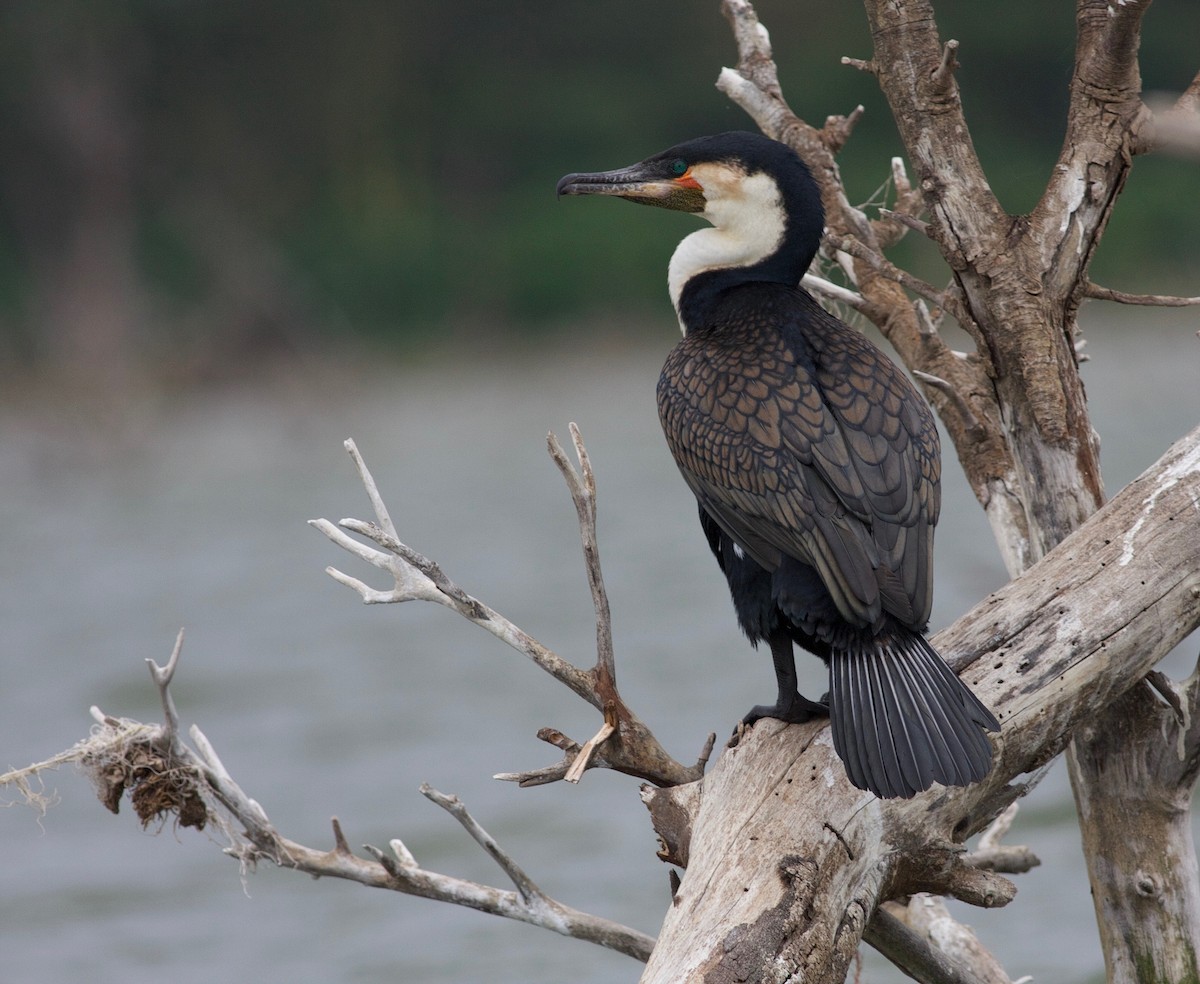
[558,131,825,324]
[557,131,822,237]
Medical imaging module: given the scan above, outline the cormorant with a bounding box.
[557,131,998,799]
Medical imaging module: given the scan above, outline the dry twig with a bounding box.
[1083,282,1200,308]
[5,635,657,962]
[311,433,711,789]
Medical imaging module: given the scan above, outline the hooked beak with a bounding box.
[556,161,706,213]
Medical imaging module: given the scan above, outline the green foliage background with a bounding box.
[0,1,1195,373]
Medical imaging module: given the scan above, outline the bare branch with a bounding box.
[873,896,1020,984]
[873,158,930,248]
[493,763,572,788]
[1069,657,1200,981]
[878,207,930,240]
[863,0,1008,256]
[977,801,1016,852]
[865,905,1010,984]
[964,803,1041,876]
[904,844,1018,909]
[146,627,185,740]
[189,723,271,831]
[930,39,960,93]
[822,229,967,321]
[494,728,584,786]
[548,425,615,686]
[420,783,544,903]
[718,0,783,98]
[1176,70,1200,115]
[1083,282,1200,307]
[564,721,615,784]
[40,644,659,963]
[912,299,942,337]
[821,104,865,156]
[891,156,921,214]
[800,272,868,312]
[1137,69,1200,161]
[1031,0,1151,285]
[330,816,352,856]
[312,435,704,789]
[912,369,985,438]
[343,438,399,541]
[840,55,876,76]
[1147,100,1200,161]
[308,514,596,704]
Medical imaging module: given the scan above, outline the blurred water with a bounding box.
[1,312,1197,984]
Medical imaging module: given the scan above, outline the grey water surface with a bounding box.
[2,313,1197,983]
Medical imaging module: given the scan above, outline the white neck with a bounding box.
[666,169,786,332]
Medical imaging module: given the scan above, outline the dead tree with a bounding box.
[5,1,1199,981]
[638,0,1200,979]
[13,421,1195,980]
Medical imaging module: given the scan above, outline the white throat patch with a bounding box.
[667,164,786,332]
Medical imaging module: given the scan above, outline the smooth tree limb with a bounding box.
[1083,281,1200,307]
[546,424,625,781]
[874,895,1018,984]
[866,905,1013,984]
[1147,69,1200,160]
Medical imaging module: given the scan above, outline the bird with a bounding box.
[557,131,999,798]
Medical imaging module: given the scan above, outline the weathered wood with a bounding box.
[863,0,1136,559]
[713,3,1200,979]
[1070,672,1200,983]
[718,0,1029,573]
[867,902,1014,984]
[641,425,1200,983]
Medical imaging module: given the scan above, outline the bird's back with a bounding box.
[657,282,941,638]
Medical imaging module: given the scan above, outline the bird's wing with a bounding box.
[806,300,940,626]
[657,295,939,629]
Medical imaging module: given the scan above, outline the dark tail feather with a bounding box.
[829,632,999,799]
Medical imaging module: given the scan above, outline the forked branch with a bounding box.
[310,433,711,789]
[718,0,1015,556]
[35,641,654,963]
[7,431,721,963]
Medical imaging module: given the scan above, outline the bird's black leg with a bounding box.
[742,629,829,726]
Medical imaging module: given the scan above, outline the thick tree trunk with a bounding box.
[641,426,1200,983]
[1070,677,1200,982]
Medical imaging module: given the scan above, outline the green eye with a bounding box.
[670,158,688,176]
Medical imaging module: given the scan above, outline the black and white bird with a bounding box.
[557,131,998,798]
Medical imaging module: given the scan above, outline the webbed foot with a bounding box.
[741,691,829,728]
